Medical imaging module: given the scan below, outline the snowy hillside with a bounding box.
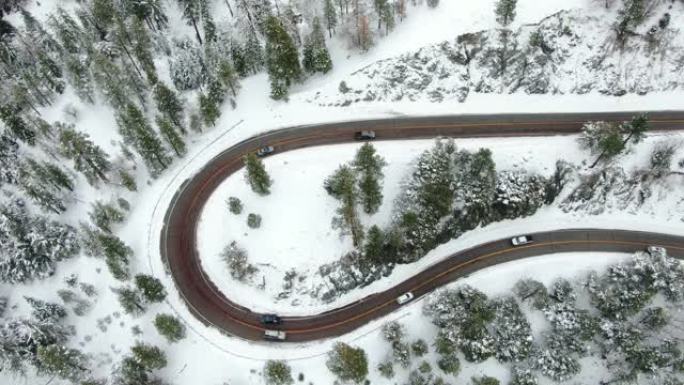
[1,0,684,385]
[304,3,684,105]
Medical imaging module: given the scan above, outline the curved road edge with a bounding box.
[160,111,684,342]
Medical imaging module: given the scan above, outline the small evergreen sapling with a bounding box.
[228,197,243,214]
[154,313,186,343]
[222,241,258,282]
[247,213,262,228]
[134,274,167,303]
[326,342,368,384]
[264,360,294,385]
[302,18,333,74]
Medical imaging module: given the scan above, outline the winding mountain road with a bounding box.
[160,111,684,342]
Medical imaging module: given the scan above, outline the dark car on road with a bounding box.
[354,130,376,140]
[261,314,282,325]
[256,146,275,157]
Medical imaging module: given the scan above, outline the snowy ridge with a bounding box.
[303,5,684,106]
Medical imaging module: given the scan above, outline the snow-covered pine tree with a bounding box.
[134,274,167,303]
[216,58,240,98]
[244,152,272,195]
[130,342,167,370]
[0,199,79,283]
[495,0,517,27]
[114,286,146,315]
[156,116,186,157]
[0,133,20,185]
[57,123,112,185]
[363,225,386,263]
[230,39,248,77]
[24,297,67,322]
[36,344,88,382]
[169,38,206,91]
[198,94,217,128]
[89,200,125,233]
[578,121,625,167]
[392,139,456,261]
[323,0,337,37]
[0,104,36,145]
[200,0,217,44]
[236,0,273,33]
[117,103,171,176]
[324,164,363,247]
[130,17,158,84]
[153,313,186,343]
[264,15,301,100]
[177,0,203,45]
[352,142,385,214]
[0,318,73,375]
[326,342,368,384]
[81,226,132,280]
[124,0,168,31]
[243,26,264,74]
[302,17,333,74]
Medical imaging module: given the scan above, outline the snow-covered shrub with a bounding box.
[424,286,496,362]
[560,167,639,214]
[0,297,7,317]
[490,297,533,362]
[227,197,243,214]
[377,360,394,379]
[24,297,67,322]
[491,170,547,220]
[0,199,79,283]
[472,376,500,385]
[221,241,258,283]
[534,346,581,381]
[382,321,405,343]
[513,279,549,310]
[407,369,435,385]
[411,339,429,357]
[247,213,262,229]
[326,342,368,384]
[264,360,293,385]
[543,302,598,342]
[586,250,684,319]
[382,321,411,368]
[509,367,537,385]
[549,278,576,304]
[641,307,668,330]
[0,134,20,186]
[649,141,677,176]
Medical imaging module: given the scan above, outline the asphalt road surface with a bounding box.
[160,111,684,342]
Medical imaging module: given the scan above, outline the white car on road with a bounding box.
[511,235,533,246]
[396,292,414,305]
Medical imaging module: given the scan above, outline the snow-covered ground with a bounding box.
[196,132,684,315]
[3,0,684,385]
